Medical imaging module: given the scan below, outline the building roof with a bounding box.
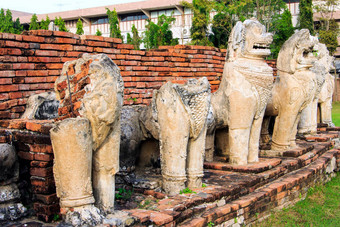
[5,9,33,19]
[19,0,191,23]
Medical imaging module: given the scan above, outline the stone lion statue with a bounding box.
[264,29,322,151]
[298,42,335,134]
[207,18,274,165]
[51,54,124,226]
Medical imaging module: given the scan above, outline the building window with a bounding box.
[120,12,148,22]
[91,17,109,25]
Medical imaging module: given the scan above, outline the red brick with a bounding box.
[34,202,59,215]
[30,160,52,168]
[29,144,53,153]
[35,193,58,205]
[46,63,63,69]
[5,40,29,48]
[0,93,9,101]
[13,63,35,70]
[31,167,53,177]
[0,78,12,84]
[22,35,45,43]
[0,63,12,70]
[117,44,134,49]
[149,212,173,225]
[0,84,19,92]
[179,217,206,227]
[0,70,15,77]
[28,30,53,36]
[18,151,34,160]
[31,177,55,194]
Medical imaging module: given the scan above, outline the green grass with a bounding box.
[332,102,340,127]
[256,173,340,226]
[255,103,340,226]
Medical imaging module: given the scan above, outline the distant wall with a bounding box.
[0,30,228,119]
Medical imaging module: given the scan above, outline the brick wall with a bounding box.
[0,30,229,120]
[0,119,56,222]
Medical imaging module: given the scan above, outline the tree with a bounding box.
[314,0,339,55]
[95,29,102,36]
[269,9,295,59]
[54,17,68,32]
[127,24,142,50]
[76,18,84,35]
[13,18,23,34]
[0,9,22,34]
[298,0,314,34]
[106,8,122,39]
[143,13,179,50]
[209,2,233,49]
[182,0,214,46]
[0,9,5,32]
[40,15,50,30]
[29,13,40,30]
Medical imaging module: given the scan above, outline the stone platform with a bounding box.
[1,122,340,226]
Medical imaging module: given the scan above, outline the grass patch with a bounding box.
[332,102,340,127]
[255,173,340,227]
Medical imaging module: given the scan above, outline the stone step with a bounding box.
[125,140,337,226]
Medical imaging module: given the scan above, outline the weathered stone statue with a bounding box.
[266,29,321,151]
[0,143,27,222]
[208,18,274,165]
[51,54,124,225]
[298,43,332,134]
[141,78,211,195]
[21,91,59,120]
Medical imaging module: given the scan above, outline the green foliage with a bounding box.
[53,214,60,221]
[207,221,215,227]
[202,183,207,187]
[314,1,339,55]
[40,15,50,30]
[13,18,23,34]
[209,11,232,49]
[127,24,142,50]
[76,18,84,35]
[269,9,295,59]
[182,0,214,46]
[106,8,122,39]
[0,9,23,34]
[54,17,68,32]
[332,102,340,127]
[298,0,315,35]
[95,29,102,36]
[254,173,340,226]
[29,13,39,30]
[179,187,196,194]
[138,199,152,209]
[319,28,338,55]
[143,13,178,50]
[115,188,133,200]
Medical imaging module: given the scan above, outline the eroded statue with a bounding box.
[265,29,321,151]
[207,18,274,165]
[298,43,334,134]
[141,78,211,195]
[50,54,124,226]
[298,43,335,134]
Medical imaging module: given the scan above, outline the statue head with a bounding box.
[227,18,273,61]
[277,29,318,74]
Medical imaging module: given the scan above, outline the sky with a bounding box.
[0,0,144,14]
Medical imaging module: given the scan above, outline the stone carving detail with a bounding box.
[21,91,59,120]
[146,78,211,195]
[208,18,273,165]
[51,54,123,226]
[298,43,335,133]
[0,143,27,222]
[267,29,321,150]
